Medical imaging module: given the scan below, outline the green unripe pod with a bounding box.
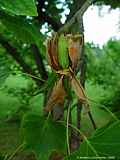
[58,34,69,69]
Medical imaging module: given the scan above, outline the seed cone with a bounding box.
[46,33,83,70]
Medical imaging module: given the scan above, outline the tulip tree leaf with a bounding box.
[65,121,120,159]
[21,113,66,160]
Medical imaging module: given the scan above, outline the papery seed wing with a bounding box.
[46,35,60,70]
[68,34,83,69]
[70,74,86,102]
[46,39,53,67]
[51,34,60,70]
[45,76,66,112]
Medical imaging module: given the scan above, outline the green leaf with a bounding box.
[0,11,45,54]
[65,121,120,159]
[0,55,11,86]
[21,113,66,160]
[0,0,37,16]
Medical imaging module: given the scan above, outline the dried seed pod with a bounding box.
[58,34,69,69]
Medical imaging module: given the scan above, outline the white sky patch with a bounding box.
[44,1,48,5]
[83,6,120,46]
[61,7,70,24]
[40,23,48,33]
[56,3,63,9]
[60,0,65,3]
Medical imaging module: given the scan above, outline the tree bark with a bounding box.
[31,44,48,80]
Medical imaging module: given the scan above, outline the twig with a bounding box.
[31,44,48,80]
[21,72,45,82]
[87,98,119,122]
[88,110,97,129]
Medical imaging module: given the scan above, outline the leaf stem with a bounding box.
[21,72,45,82]
[7,142,25,160]
[87,99,119,121]
[66,104,71,155]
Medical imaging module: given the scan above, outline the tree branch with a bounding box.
[58,0,92,33]
[67,0,87,20]
[0,34,43,85]
[37,0,45,9]
[31,44,48,80]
